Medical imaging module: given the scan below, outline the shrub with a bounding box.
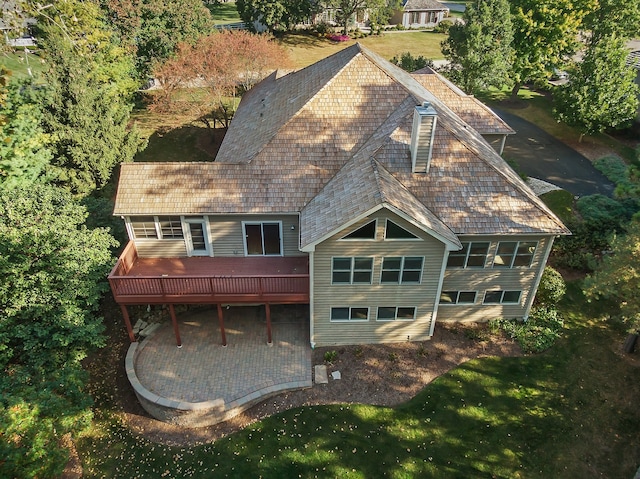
[435,20,453,33]
[390,52,434,73]
[490,307,564,354]
[324,350,338,363]
[535,266,566,306]
[577,194,630,224]
[594,155,629,184]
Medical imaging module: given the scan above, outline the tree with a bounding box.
[390,52,434,73]
[441,0,513,94]
[582,0,640,44]
[0,71,53,188]
[584,220,640,333]
[37,0,143,195]
[0,185,117,477]
[553,34,639,139]
[100,0,215,77]
[151,30,291,128]
[236,0,317,32]
[327,0,386,35]
[509,0,585,97]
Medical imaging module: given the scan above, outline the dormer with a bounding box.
[410,102,438,173]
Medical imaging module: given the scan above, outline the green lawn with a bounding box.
[208,1,242,24]
[0,50,46,79]
[280,31,447,69]
[76,281,640,478]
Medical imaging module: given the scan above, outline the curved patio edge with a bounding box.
[125,341,312,428]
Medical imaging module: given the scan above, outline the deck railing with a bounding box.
[109,274,309,304]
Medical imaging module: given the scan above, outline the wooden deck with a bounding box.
[109,242,310,305]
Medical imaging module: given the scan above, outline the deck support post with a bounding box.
[216,303,227,347]
[168,304,182,348]
[265,303,272,345]
[120,305,136,343]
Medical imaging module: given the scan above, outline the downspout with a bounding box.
[499,135,507,156]
[309,250,315,349]
[429,247,451,336]
[522,236,555,319]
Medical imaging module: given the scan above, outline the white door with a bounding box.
[184,218,211,256]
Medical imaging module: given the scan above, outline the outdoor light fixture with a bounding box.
[291,224,295,230]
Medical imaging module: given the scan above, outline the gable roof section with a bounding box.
[411,68,515,135]
[300,154,461,251]
[114,43,569,237]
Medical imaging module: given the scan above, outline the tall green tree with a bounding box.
[584,220,640,333]
[236,0,317,32]
[582,0,640,43]
[101,0,215,77]
[0,71,53,188]
[553,34,639,139]
[441,0,513,94]
[509,0,585,97]
[37,0,142,195]
[0,185,117,478]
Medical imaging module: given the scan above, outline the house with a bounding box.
[109,43,569,348]
[391,0,450,29]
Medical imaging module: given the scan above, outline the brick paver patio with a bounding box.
[134,305,311,406]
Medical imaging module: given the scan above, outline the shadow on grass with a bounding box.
[135,125,224,163]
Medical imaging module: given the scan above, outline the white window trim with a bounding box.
[127,215,185,240]
[440,291,478,305]
[383,219,422,241]
[330,307,370,322]
[376,306,416,321]
[331,256,374,285]
[492,241,538,268]
[380,256,424,285]
[242,221,284,257]
[183,216,212,257]
[483,290,522,305]
[339,219,378,241]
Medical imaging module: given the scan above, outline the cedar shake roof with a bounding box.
[403,0,449,11]
[412,67,515,135]
[114,43,569,241]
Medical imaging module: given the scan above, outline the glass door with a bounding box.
[184,218,211,256]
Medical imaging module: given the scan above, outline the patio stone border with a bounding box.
[125,331,312,428]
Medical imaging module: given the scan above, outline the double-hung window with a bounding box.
[331,307,369,321]
[447,242,490,268]
[332,257,374,284]
[129,216,184,240]
[439,291,477,304]
[377,307,416,321]
[493,241,537,268]
[483,290,522,304]
[380,257,424,284]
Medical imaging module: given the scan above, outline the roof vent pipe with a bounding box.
[410,102,438,174]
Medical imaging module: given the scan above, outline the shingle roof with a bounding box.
[411,67,515,135]
[403,0,449,11]
[114,43,569,240]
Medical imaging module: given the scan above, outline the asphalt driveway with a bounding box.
[495,108,615,197]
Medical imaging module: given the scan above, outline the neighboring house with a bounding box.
[109,44,569,348]
[391,0,450,29]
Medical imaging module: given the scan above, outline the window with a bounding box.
[341,220,376,240]
[159,216,184,239]
[130,216,184,240]
[243,222,282,256]
[331,307,369,321]
[381,257,423,284]
[439,291,477,304]
[377,307,416,321]
[493,241,537,268]
[332,257,374,284]
[410,11,420,24]
[447,242,490,268]
[384,220,419,240]
[483,290,522,304]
